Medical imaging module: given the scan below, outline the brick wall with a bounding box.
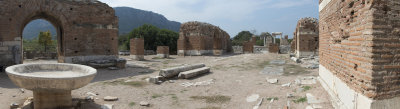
[269,43,279,53]
[320,0,400,100]
[178,21,232,55]
[130,38,144,55]
[0,0,118,66]
[294,17,319,53]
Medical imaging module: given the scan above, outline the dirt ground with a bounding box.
[0,53,333,109]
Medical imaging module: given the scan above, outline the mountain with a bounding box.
[22,7,181,39]
[115,7,181,35]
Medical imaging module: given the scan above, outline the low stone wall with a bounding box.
[232,46,243,54]
[253,46,268,54]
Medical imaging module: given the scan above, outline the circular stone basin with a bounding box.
[6,63,97,109]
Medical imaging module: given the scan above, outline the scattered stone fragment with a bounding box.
[246,94,260,102]
[286,93,294,98]
[101,104,113,109]
[148,76,165,84]
[12,95,16,97]
[104,96,118,101]
[267,78,278,84]
[168,80,175,83]
[291,57,301,63]
[306,64,319,69]
[281,83,291,87]
[108,67,118,70]
[20,89,25,93]
[85,96,95,102]
[23,97,33,107]
[306,106,314,109]
[313,104,323,109]
[140,101,150,106]
[269,98,274,103]
[86,92,97,96]
[10,103,19,109]
[180,79,215,87]
[159,64,206,78]
[306,93,322,104]
[178,67,210,79]
[300,76,317,85]
[252,98,263,109]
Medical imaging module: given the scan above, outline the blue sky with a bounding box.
[98,0,319,38]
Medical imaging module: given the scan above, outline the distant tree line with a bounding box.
[118,24,179,54]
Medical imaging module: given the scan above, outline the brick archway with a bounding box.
[0,0,118,67]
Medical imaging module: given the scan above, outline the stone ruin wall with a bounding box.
[157,46,169,55]
[178,21,232,56]
[293,17,319,58]
[0,0,118,67]
[320,0,400,107]
[243,37,256,53]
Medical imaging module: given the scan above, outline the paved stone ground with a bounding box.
[0,54,333,109]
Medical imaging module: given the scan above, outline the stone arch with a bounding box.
[21,11,66,61]
[0,0,118,67]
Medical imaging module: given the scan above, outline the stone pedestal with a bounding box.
[130,38,145,61]
[33,91,73,109]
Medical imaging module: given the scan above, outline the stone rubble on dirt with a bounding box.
[281,82,291,87]
[313,104,323,109]
[147,76,165,84]
[85,96,95,102]
[260,66,284,75]
[180,79,215,87]
[267,78,278,84]
[297,76,317,85]
[306,93,322,104]
[20,89,24,93]
[140,101,150,106]
[10,103,19,109]
[246,94,260,102]
[103,96,118,101]
[286,93,294,98]
[252,98,264,109]
[269,60,286,65]
[108,67,118,70]
[101,104,113,109]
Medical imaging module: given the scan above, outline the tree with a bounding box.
[232,31,254,46]
[38,31,52,52]
[119,24,179,54]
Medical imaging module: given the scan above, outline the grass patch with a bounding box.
[257,61,270,68]
[199,107,221,109]
[180,89,188,93]
[152,57,164,59]
[293,97,307,103]
[266,97,279,101]
[122,81,147,87]
[152,94,163,99]
[302,86,312,91]
[129,102,136,106]
[190,95,231,104]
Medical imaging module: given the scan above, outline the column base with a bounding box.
[130,55,144,61]
[33,90,73,109]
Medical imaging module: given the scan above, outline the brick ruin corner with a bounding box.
[319,0,400,108]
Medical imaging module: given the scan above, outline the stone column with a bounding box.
[130,38,145,61]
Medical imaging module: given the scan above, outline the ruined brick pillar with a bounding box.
[130,38,144,61]
[157,46,169,58]
[319,0,400,108]
[268,43,279,53]
[213,38,223,55]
